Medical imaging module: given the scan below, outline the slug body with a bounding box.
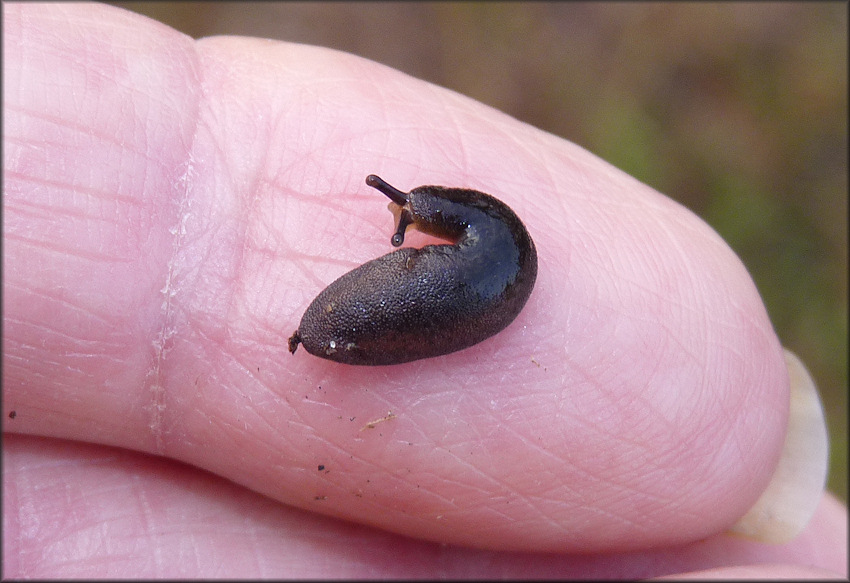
[288,175,537,365]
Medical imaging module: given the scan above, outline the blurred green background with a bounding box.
[111,2,847,501]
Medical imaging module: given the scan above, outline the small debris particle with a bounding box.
[360,411,396,431]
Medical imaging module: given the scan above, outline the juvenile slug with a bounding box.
[287,174,537,365]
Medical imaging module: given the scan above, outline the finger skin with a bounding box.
[4,2,789,552]
[3,436,846,579]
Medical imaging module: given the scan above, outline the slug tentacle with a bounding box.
[288,174,537,366]
[366,174,408,205]
[390,208,415,247]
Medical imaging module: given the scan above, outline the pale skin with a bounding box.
[3,3,846,578]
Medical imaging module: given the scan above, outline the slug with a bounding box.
[287,174,537,365]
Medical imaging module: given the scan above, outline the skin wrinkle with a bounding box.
[657,318,705,375]
[724,293,772,345]
[480,501,562,539]
[143,30,207,456]
[62,45,184,137]
[386,82,466,173]
[11,475,35,577]
[6,197,121,231]
[560,426,644,522]
[279,133,340,189]
[146,190,188,455]
[595,404,676,479]
[289,200,380,266]
[360,65,419,123]
[3,136,54,163]
[31,476,80,562]
[125,473,163,575]
[6,351,91,387]
[181,527,205,575]
[704,391,759,485]
[4,315,126,352]
[425,436,583,535]
[5,173,145,214]
[5,232,135,265]
[627,355,688,437]
[573,493,645,538]
[730,374,777,469]
[521,169,561,236]
[505,493,582,537]
[246,395,404,501]
[341,466,460,523]
[4,104,157,166]
[198,400,266,459]
[418,452,510,507]
[314,460,441,522]
[474,406,588,502]
[688,430,741,506]
[618,463,694,526]
[631,450,706,525]
[632,250,691,317]
[266,131,325,192]
[238,514,265,576]
[434,98,469,174]
[562,396,661,486]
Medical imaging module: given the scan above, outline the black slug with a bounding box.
[287,174,537,365]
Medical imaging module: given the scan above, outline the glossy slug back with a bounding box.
[288,174,537,365]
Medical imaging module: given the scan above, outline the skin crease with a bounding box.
[2,3,846,579]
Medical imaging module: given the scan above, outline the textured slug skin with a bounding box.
[288,176,537,366]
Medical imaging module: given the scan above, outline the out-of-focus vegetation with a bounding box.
[113,2,847,501]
